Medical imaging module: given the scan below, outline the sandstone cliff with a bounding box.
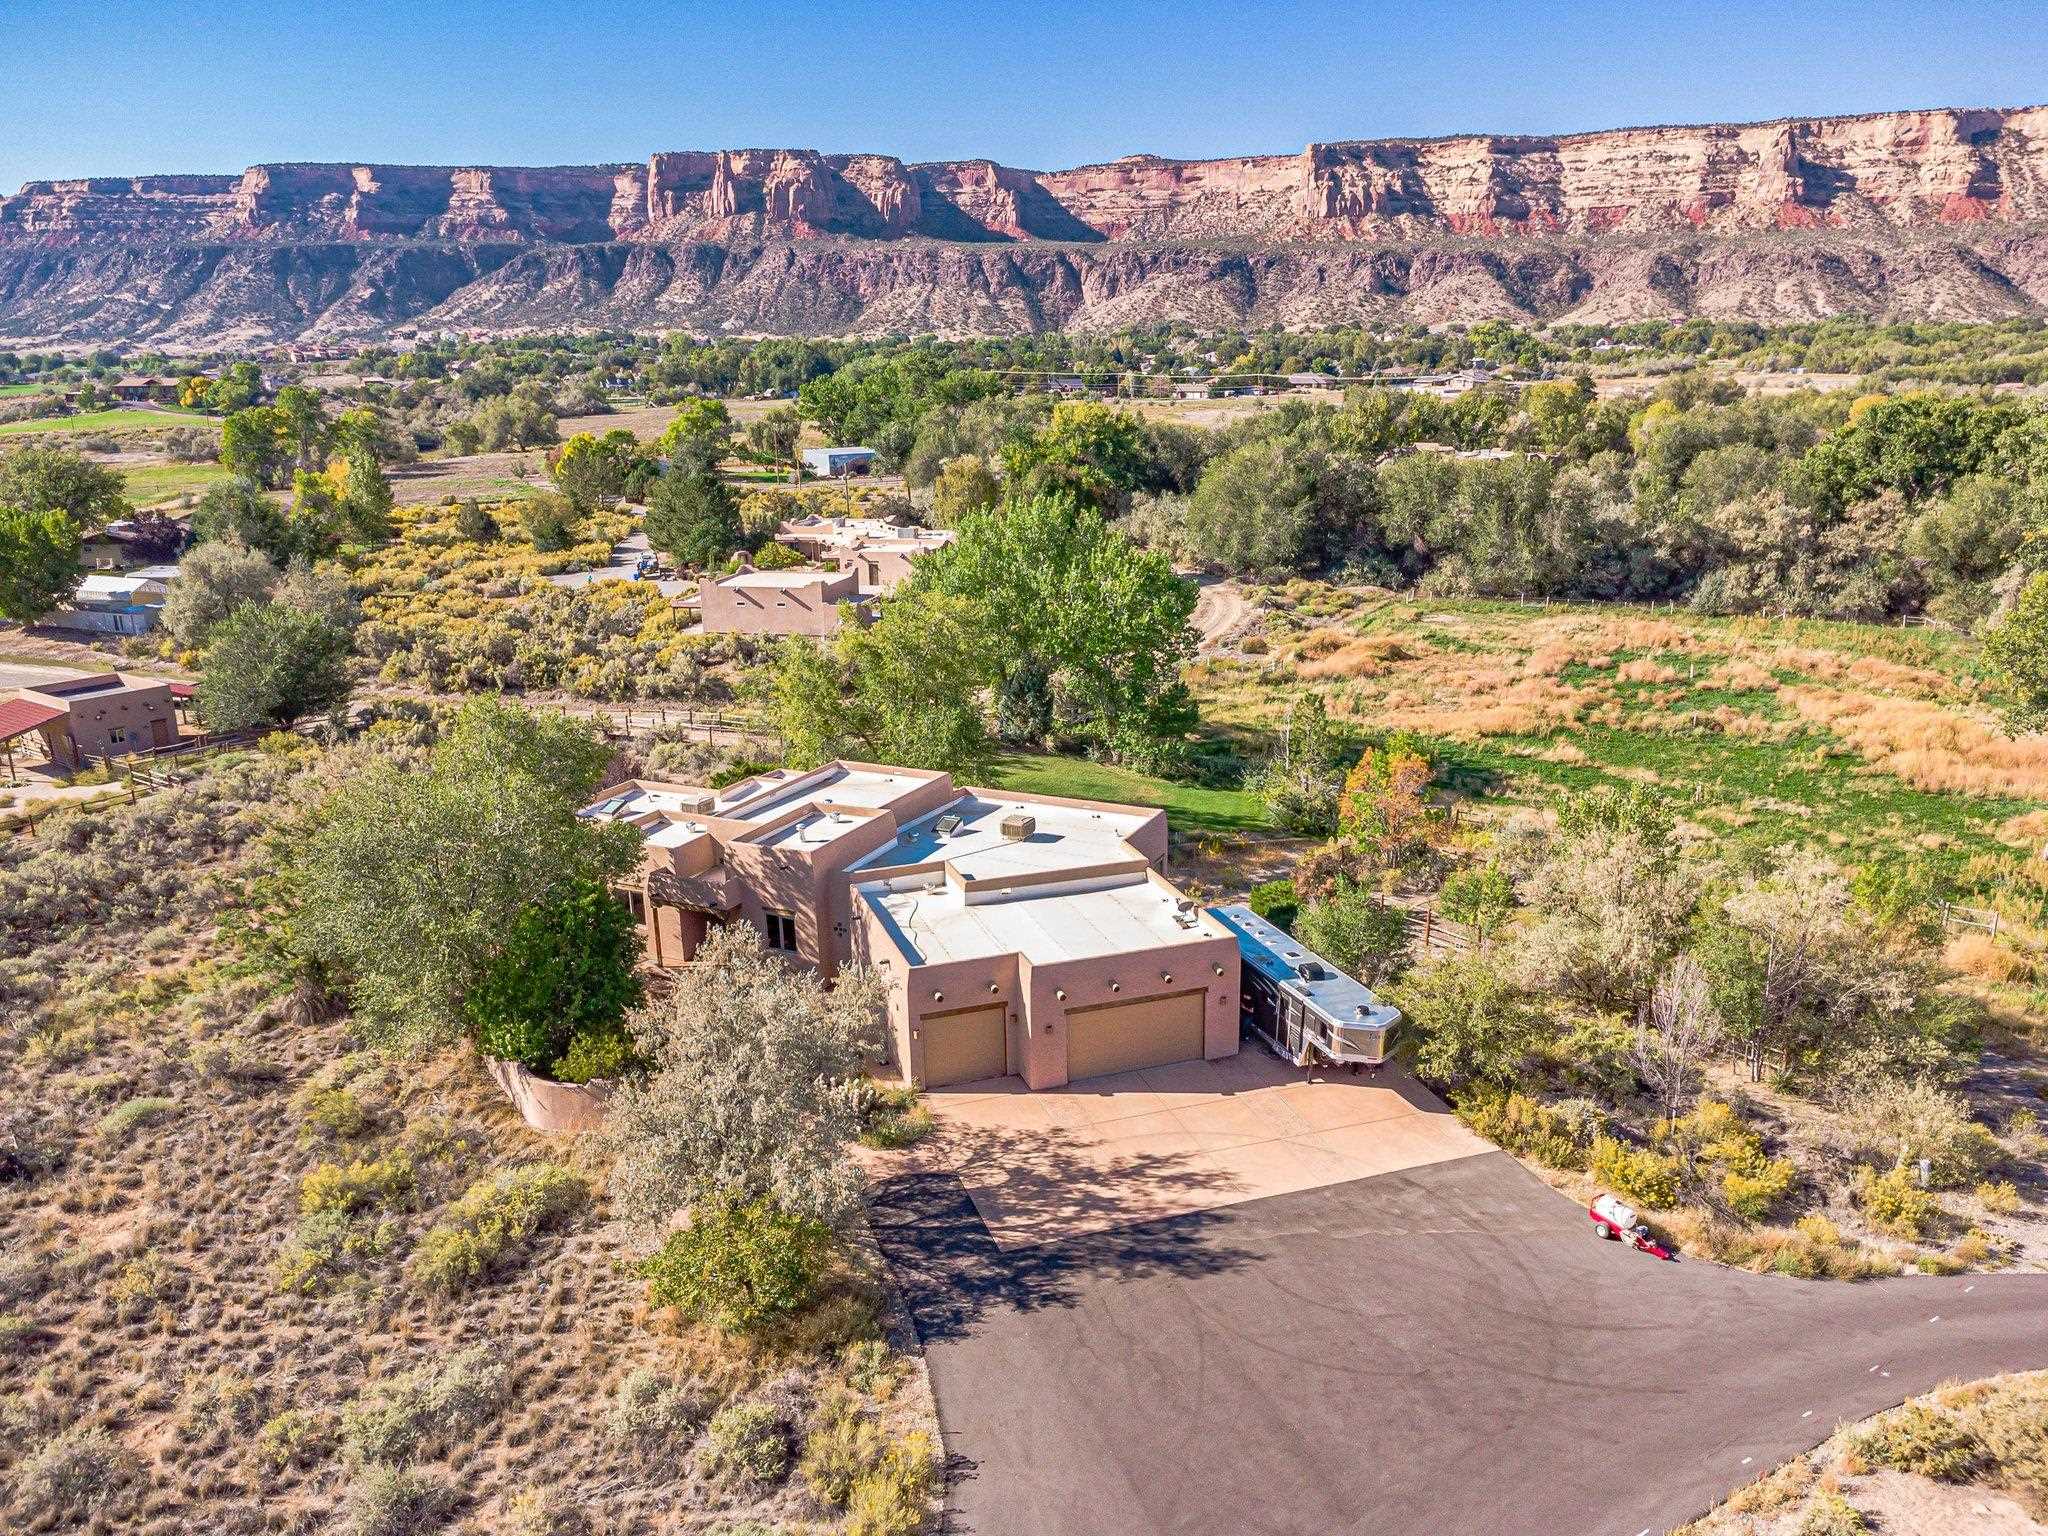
[3,105,2046,342]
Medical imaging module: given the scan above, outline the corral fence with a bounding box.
[1393,901,1477,957]
[1934,899,2002,938]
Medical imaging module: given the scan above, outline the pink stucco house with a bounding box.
[582,760,1242,1090]
[774,515,956,595]
[696,566,868,636]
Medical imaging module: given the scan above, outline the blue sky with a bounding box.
[6,0,2046,189]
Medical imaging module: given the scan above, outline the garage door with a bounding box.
[1065,990,1207,1082]
[919,1004,1007,1087]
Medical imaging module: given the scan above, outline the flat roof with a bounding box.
[716,763,933,823]
[863,873,1214,966]
[851,791,1150,877]
[1208,905,1401,1030]
[718,569,843,589]
[579,784,715,821]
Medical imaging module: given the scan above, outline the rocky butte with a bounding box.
[2,105,2046,344]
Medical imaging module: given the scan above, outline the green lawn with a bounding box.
[984,751,1268,836]
[0,407,213,437]
[0,383,49,398]
[120,462,232,505]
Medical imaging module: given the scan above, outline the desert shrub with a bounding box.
[97,1094,178,1140]
[1976,1179,2022,1214]
[343,1464,457,1536]
[1849,1401,1981,1481]
[301,1153,416,1215]
[1916,1251,1967,1275]
[1797,1490,1868,1535]
[506,1485,591,1536]
[1457,1090,1588,1171]
[846,1431,941,1536]
[1838,1080,2000,1188]
[1590,1135,1681,1208]
[801,1388,889,1507]
[412,1162,586,1295]
[640,1194,832,1334]
[854,1082,935,1150]
[275,1208,399,1294]
[605,1367,714,1470]
[1855,1165,1938,1239]
[839,1338,903,1400]
[699,1400,791,1489]
[1721,1159,1798,1221]
[179,1367,265,1444]
[259,1408,337,1470]
[298,1084,375,1140]
[14,1425,138,1521]
[1246,878,1299,931]
[340,1345,511,1466]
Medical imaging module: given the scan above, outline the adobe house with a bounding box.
[0,672,180,771]
[582,761,1244,1090]
[697,566,866,637]
[774,515,955,595]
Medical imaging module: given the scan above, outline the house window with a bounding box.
[763,911,798,952]
[108,727,130,746]
[620,888,648,926]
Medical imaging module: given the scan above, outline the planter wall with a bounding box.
[485,1055,612,1134]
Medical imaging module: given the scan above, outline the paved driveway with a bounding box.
[871,1151,2048,1536]
[899,1055,1489,1249]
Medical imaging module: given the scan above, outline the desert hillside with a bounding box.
[3,105,2048,341]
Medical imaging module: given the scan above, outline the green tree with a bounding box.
[462,877,643,1075]
[0,504,83,622]
[746,406,802,476]
[1984,570,2048,732]
[0,446,127,530]
[1393,952,1543,1090]
[220,405,297,489]
[645,471,741,567]
[518,493,578,553]
[1294,881,1410,986]
[337,447,393,544]
[1186,432,1377,578]
[198,603,353,733]
[930,454,1000,526]
[285,700,640,1047]
[454,499,498,542]
[638,1193,831,1334]
[1438,863,1515,948]
[191,476,293,559]
[549,429,637,511]
[204,362,263,414]
[658,399,735,476]
[1004,400,1152,513]
[161,539,278,648]
[272,384,328,473]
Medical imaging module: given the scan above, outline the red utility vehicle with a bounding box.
[1590,1194,1675,1260]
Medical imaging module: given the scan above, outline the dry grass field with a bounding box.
[0,744,934,1535]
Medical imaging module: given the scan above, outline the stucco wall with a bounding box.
[698,571,859,636]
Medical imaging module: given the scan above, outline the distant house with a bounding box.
[43,568,176,636]
[801,446,877,478]
[80,518,188,571]
[774,515,956,595]
[109,375,176,404]
[1285,372,1333,390]
[697,565,868,637]
[0,672,180,769]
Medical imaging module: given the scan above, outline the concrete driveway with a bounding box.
[898,1054,1489,1250]
[871,1150,2048,1536]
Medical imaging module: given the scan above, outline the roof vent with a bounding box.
[1297,960,1326,981]
[1354,1004,1373,1019]
[688,795,717,815]
[999,812,1036,841]
[935,813,963,835]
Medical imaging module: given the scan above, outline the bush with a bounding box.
[554,1023,636,1083]
[605,1368,714,1470]
[639,1194,832,1334]
[0,1107,65,1182]
[846,1431,941,1536]
[1855,1165,1938,1239]
[1590,1135,1681,1209]
[301,1154,416,1215]
[275,1208,399,1294]
[1246,879,1298,932]
[699,1400,790,1489]
[801,1388,888,1508]
[1294,880,1410,986]
[1721,1159,1798,1221]
[97,1094,178,1140]
[1975,1179,2022,1214]
[259,1408,337,1470]
[855,1083,935,1150]
[14,1425,137,1521]
[1457,1091,1588,1171]
[412,1163,586,1295]
[464,876,642,1076]
[340,1346,510,1466]
[299,1085,374,1140]
[343,1464,457,1536]
[1840,1080,2000,1189]
[506,1486,591,1536]
[1797,1490,1868,1535]
[1849,1402,1981,1482]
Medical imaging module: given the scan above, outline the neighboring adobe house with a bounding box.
[774,515,956,595]
[0,672,179,770]
[580,760,1244,1090]
[696,565,867,637]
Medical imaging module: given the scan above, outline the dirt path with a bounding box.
[1190,577,1255,653]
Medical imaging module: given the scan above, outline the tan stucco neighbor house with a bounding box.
[1,672,179,770]
[696,566,867,636]
[774,515,956,595]
[582,760,1243,1090]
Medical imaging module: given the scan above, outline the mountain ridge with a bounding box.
[4,104,2048,343]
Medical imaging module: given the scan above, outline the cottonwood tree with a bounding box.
[0,504,82,623]
[285,700,638,1046]
[162,539,277,648]
[1631,954,1724,1130]
[0,445,128,530]
[607,924,885,1233]
[198,604,353,734]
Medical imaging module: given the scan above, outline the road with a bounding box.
[871,1150,2048,1536]
[1189,577,1254,653]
